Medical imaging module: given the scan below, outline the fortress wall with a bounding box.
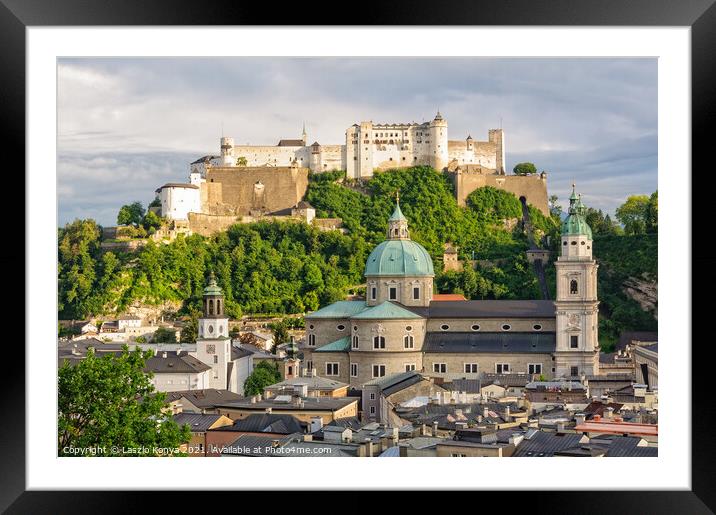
[204,166,309,216]
[315,144,345,172]
[447,140,498,169]
[453,172,549,215]
[188,212,241,237]
[231,145,300,167]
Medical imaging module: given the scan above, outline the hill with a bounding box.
[58,166,656,349]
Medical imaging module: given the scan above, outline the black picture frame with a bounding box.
[5,0,713,512]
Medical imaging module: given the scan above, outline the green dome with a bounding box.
[203,272,223,296]
[365,239,435,277]
[561,186,592,238]
[561,214,593,239]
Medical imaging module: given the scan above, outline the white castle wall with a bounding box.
[159,185,202,221]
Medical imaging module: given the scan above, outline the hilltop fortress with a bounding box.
[154,112,548,236]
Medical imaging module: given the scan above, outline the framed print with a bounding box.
[5,0,715,511]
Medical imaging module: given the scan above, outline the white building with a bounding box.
[155,182,202,221]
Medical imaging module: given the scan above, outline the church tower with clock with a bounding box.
[554,186,600,378]
[195,272,231,389]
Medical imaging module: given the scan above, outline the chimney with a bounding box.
[421,423,428,436]
[575,413,586,425]
[271,439,280,448]
[363,437,374,457]
[250,396,257,404]
[432,420,439,436]
[309,416,323,433]
[311,368,318,378]
[504,406,511,421]
[265,407,272,414]
[162,351,167,358]
[483,407,489,418]
[557,422,566,433]
[604,407,614,419]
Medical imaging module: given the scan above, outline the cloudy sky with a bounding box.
[57,57,657,226]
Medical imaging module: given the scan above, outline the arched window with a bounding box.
[216,299,221,314]
[570,279,578,294]
[352,335,359,349]
[373,336,386,349]
[404,335,414,349]
[308,334,316,346]
[208,299,214,315]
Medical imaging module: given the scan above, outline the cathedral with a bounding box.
[301,186,600,388]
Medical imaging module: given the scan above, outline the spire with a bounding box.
[387,193,409,240]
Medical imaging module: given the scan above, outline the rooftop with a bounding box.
[409,299,556,319]
[265,375,349,392]
[174,412,225,433]
[351,301,423,320]
[215,396,358,413]
[314,336,351,353]
[164,389,244,409]
[211,413,305,435]
[305,300,368,319]
[144,353,211,374]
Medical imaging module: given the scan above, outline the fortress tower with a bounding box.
[553,186,600,378]
[429,111,449,171]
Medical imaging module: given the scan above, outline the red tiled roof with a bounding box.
[432,294,467,301]
[574,420,658,437]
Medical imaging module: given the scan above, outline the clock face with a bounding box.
[206,344,216,354]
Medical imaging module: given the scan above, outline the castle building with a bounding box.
[301,189,600,398]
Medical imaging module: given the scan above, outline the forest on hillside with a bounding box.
[58,166,657,349]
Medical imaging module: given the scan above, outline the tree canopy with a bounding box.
[117,202,146,226]
[615,192,657,235]
[243,361,282,396]
[58,346,190,456]
[513,162,537,175]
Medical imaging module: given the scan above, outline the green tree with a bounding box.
[645,190,658,233]
[269,319,290,349]
[58,346,190,456]
[513,162,537,175]
[142,210,163,232]
[548,195,562,218]
[615,194,651,235]
[117,201,146,226]
[153,327,178,343]
[236,156,248,166]
[179,316,198,343]
[243,361,282,396]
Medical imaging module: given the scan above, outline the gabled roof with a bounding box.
[364,370,420,389]
[174,413,224,433]
[212,413,305,435]
[164,389,243,409]
[144,354,211,374]
[351,301,423,320]
[305,300,368,319]
[314,336,350,352]
[513,431,588,457]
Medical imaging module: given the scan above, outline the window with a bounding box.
[405,326,413,331]
[373,336,386,349]
[471,324,480,331]
[309,324,314,330]
[433,363,447,373]
[464,363,478,374]
[440,324,449,331]
[371,286,377,300]
[533,324,542,331]
[571,366,579,376]
[528,363,542,375]
[308,334,316,346]
[413,286,420,300]
[353,326,358,331]
[370,393,376,400]
[571,241,577,245]
[372,364,386,378]
[350,363,358,377]
[570,335,579,348]
[502,324,511,331]
[570,279,579,294]
[563,241,567,246]
[369,406,376,415]
[451,453,467,457]
[208,324,214,334]
[337,324,346,331]
[213,355,218,364]
[352,335,359,349]
[306,360,313,371]
[389,287,398,300]
[496,363,510,374]
[405,363,416,372]
[326,363,339,376]
[404,335,414,349]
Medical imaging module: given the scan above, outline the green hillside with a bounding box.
[58,166,657,349]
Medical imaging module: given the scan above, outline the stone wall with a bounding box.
[188,213,242,237]
[203,166,309,217]
[451,170,549,215]
[423,351,554,378]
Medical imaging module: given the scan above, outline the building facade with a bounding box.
[302,190,600,397]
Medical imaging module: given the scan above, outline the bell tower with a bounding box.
[554,185,600,378]
[196,271,231,389]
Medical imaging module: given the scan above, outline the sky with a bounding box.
[57,57,657,226]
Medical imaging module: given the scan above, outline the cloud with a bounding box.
[57,57,657,225]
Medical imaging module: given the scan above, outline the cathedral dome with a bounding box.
[561,186,592,239]
[364,239,435,277]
